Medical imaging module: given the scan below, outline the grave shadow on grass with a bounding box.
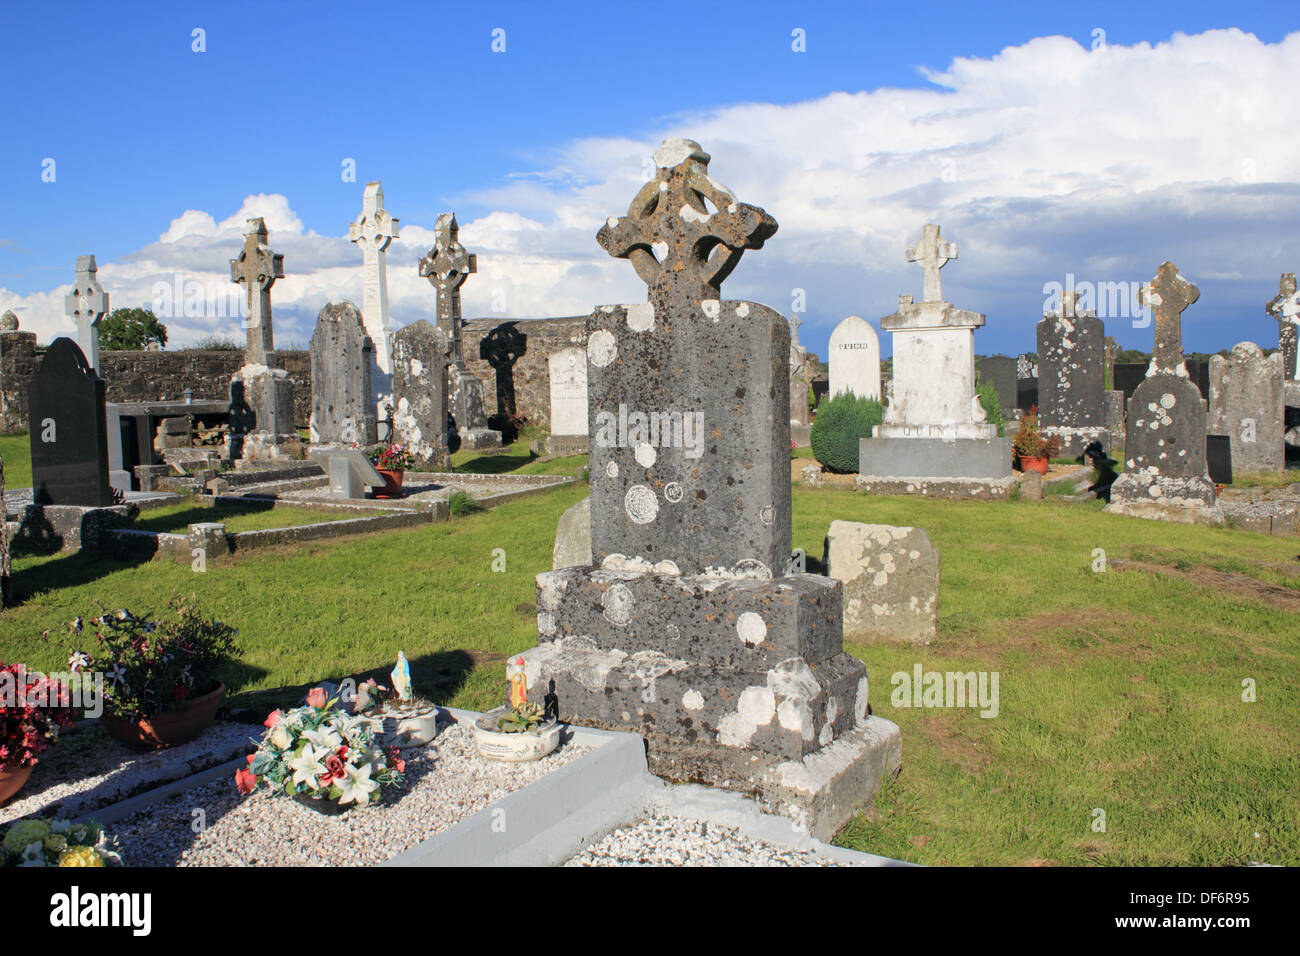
[6,551,154,610]
[130,499,278,534]
[454,452,536,475]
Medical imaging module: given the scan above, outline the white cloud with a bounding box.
[3,28,1296,357]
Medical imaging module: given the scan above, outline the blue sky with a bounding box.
[2,0,1297,361]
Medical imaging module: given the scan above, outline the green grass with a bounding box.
[2,435,1296,866]
[130,500,357,535]
[1231,470,1298,490]
[0,433,32,489]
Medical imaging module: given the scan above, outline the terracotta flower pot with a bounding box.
[1018,455,1049,475]
[101,682,225,751]
[0,764,34,806]
[374,468,404,499]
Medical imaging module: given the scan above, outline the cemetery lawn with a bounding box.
[130,501,358,534]
[0,433,32,489]
[2,472,1296,866]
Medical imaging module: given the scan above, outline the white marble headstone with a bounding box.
[548,347,588,437]
[828,315,881,400]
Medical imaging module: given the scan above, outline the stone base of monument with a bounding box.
[9,503,137,555]
[1104,472,1224,526]
[544,434,589,457]
[1042,425,1111,460]
[854,474,1017,500]
[458,427,503,450]
[860,435,1011,480]
[522,566,902,839]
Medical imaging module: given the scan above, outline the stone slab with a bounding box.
[859,436,1011,480]
[824,521,939,645]
[854,474,1016,500]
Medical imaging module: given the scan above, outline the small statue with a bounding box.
[391,651,412,703]
[543,679,559,724]
[506,656,528,709]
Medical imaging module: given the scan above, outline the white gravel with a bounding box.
[1,721,254,825]
[110,722,587,866]
[564,813,847,867]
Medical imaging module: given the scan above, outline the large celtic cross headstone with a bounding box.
[349,182,400,375]
[1139,260,1198,377]
[1266,272,1299,382]
[906,224,957,304]
[64,255,108,372]
[419,214,476,367]
[229,218,284,367]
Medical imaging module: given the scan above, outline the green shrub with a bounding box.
[976,381,1006,431]
[448,490,484,517]
[809,392,884,474]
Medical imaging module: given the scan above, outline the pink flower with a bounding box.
[306,688,327,709]
[325,754,345,778]
[263,710,283,728]
[234,769,258,794]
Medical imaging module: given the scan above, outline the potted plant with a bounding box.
[366,442,415,498]
[0,663,77,805]
[0,817,122,867]
[1011,406,1061,475]
[472,658,561,762]
[63,596,240,751]
[235,688,405,814]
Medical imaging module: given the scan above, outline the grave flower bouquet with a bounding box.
[1011,406,1062,461]
[236,688,405,809]
[55,595,240,721]
[0,662,77,770]
[0,817,122,867]
[368,442,415,471]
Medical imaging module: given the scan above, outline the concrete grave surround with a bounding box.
[824,521,939,645]
[391,320,451,469]
[1037,289,1108,457]
[858,224,1013,498]
[546,347,589,455]
[65,255,108,373]
[521,138,900,837]
[308,301,377,446]
[1107,262,1222,525]
[419,213,501,450]
[1266,273,1299,383]
[229,218,284,367]
[1209,342,1285,473]
[828,315,882,401]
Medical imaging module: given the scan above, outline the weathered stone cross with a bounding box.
[65,255,109,372]
[790,313,803,346]
[906,224,957,303]
[1266,273,1299,381]
[229,218,284,366]
[1138,260,1199,376]
[419,213,476,367]
[350,182,400,374]
[597,138,777,303]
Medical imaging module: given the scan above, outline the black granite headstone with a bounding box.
[1016,377,1038,413]
[976,355,1017,414]
[1206,434,1233,485]
[29,337,112,506]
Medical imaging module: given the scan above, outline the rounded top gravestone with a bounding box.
[828,315,881,401]
[0,310,18,332]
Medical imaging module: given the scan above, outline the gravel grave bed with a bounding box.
[110,722,588,866]
[564,813,847,867]
[1,722,254,825]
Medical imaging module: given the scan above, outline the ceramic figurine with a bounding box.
[391,652,412,703]
[506,655,528,709]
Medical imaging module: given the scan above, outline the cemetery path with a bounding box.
[1110,558,1300,614]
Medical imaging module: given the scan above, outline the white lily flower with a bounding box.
[301,727,342,751]
[290,744,329,790]
[335,763,380,807]
[269,725,293,751]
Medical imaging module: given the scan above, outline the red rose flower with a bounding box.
[325,754,345,778]
[306,688,327,709]
[234,769,258,794]
[263,710,283,728]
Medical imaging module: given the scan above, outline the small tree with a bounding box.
[809,392,884,474]
[99,307,167,351]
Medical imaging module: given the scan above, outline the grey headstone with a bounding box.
[309,301,377,445]
[552,496,592,570]
[1037,291,1105,429]
[309,447,384,499]
[1019,469,1043,501]
[64,255,108,373]
[229,218,284,366]
[29,338,112,506]
[1209,342,1285,473]
[1266,273,1299,382]
[391,320,451,469]
[824,521,939,645]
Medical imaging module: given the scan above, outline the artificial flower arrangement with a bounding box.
[1011,406,1063,461]
[0,817,122,867]
[235,687,405,810]
[55,596,240,722]
[0,661,77,771]
[367,442,415,472]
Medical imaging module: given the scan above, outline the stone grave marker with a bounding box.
[419,214,501,449]
[824,520,939,645]
[828,315,882,400]
[545,347,589,456]
[1106,262,1221,524]
[1037,289,1108,456]
[789,315,811,444]
[349,181,400,375]
[976,355,1017,419]
[1209,342,1284,473]
[521,138,900,840]
[1266,273,1299,382]
[858,224,1013,498]
[309,301,377,446]
[64,255,108,373]
[29,338,112,506]
[229,218,284,367]
[308,446,385,499]
[391,319,452,469]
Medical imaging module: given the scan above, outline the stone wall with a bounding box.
[0,345,313,433]
[461,316,589,429]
